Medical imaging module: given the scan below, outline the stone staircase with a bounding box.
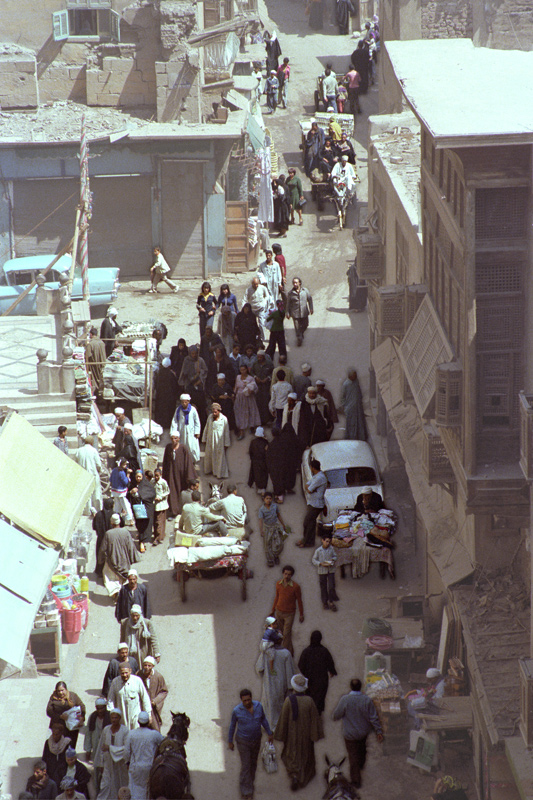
[0,390,78,451]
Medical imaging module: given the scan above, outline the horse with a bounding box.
[323,756,359,800]
[149,711,193,799]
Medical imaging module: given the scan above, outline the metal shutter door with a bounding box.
[88,176,153,278]
[161,161,204,278]
[13,179,78,257]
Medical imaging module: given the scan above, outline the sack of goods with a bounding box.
[261,741,277,774]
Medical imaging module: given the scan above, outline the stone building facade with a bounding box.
[365,38,533,798]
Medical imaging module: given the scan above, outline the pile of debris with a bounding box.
[0,101,152,143]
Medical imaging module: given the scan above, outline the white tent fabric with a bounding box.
[257,139,273,224]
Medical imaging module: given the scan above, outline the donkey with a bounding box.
[149,711,193,799]
[323,756,360,800]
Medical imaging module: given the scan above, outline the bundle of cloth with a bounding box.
[168,537,249,567]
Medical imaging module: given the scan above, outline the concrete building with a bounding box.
[0,1,262,279]
[365,38,533,798]
[0,105,248,278]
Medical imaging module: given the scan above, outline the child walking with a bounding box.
[312,532,339,611]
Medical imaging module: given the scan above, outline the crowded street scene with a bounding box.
[2,0,533,799]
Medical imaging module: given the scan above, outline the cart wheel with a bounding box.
[314,90,320,112]
[241,570,247,602]
[179,571,187,602]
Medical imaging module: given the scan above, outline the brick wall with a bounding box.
[421,0,473,39]
[483,0,533,50]
[0,54,38,108]
[86,45,156,108]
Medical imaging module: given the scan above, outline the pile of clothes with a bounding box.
[332,508,396,546]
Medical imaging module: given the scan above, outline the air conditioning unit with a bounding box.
[435,362,462,427]
[519,658,533,747]
[405,284,428,332]
[355,230,384,280]
[422,423,455,485]
[376,285,405,337]
[519,391,533,480]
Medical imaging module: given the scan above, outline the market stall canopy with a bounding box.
[0,518,59,669]
[0,411,94,548]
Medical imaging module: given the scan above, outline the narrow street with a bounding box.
[1,7,451,800]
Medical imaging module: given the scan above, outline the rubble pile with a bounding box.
[0,101,152,142]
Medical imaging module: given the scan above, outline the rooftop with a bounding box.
[386,39,533,147]
[0,101,245,145]
[453,576,530,744]
[369,111,421,232]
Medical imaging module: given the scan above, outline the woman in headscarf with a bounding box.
[234,303,261,350]
[286,169,304,226]
[127,470,156,553]
[169,337,188,388]
[272,175,290,238]
[196,281,217,338]
[264,30,282,73]
[248,426,269,493]
[119,605,160,666]
[277,421,300,494]
[335,131,356,165]
[42,722,72,787]
[266,427,287,503]
[217,283,239,354]
[95,708,129,800]
[319,138,337,175]
[297,630,337,714]
[153,356,179,429]
[234,364,261,440]
[178,345,208,429]
[298,386,330,449]
[46,682,86,749]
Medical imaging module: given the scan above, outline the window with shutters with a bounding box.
[475,187,528,242]
[372,176,386,243]
[52,4,120,41]
[395,221,408,285]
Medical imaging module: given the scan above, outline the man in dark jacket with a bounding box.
[354,486,384,513]
[102,643,139,697]
[114,568,151,623]
[26,761,58,799]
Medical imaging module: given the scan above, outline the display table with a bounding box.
[29,624,61,674]
[335,542,394,578]
[418,696,473,734]
[365,618,425,676]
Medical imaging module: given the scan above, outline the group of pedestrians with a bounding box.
[228,566,384,797]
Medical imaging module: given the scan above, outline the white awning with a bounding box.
[0,519,58,669]
[0,412,94,549]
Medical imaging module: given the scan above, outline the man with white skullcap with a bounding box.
[331,153,357,196]
[117,423,142,474]
[98,707,129,798]
[426,668,446,699]
[112,407,132,458]
[274,674,323,791]
[124,708,164,800]
[281,391,301,435]
[97,513,139,599]
[137,656,168,733]
[107,664,151,731]
[115,568,151,624]
[57,775,85,800]
[100,306,122,357]
[170,393,201,463]
[83,698,111,791]
[102,643,140,698]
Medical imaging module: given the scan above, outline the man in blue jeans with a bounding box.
[332,678,384,788]
[228,688,273,799]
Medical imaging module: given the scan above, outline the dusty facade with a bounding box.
[364,38,533,798]
[0,1,262,278]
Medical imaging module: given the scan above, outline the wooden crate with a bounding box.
[225,201,249,273]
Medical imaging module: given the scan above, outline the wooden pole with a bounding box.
[68,205,83,289]
[144,337,149,407]
[1,237,75,318]
[148,361,153,448]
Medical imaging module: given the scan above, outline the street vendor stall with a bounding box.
[330,507,397,579]
[103,321,163,405]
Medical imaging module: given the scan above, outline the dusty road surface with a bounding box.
[0,3,475,800]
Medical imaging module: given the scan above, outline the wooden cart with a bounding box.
[175,552,248,603]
